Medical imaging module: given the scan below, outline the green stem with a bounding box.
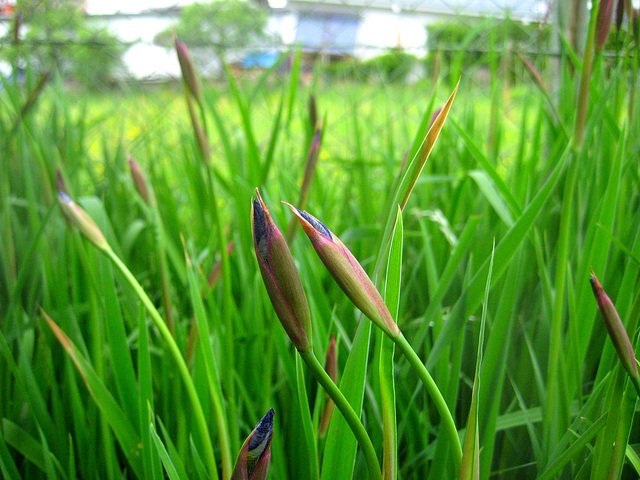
[631,377,640,399]
[572,0,598,149]
[299,349,382,480]
[392,333,462,471]
[103,247,219,480]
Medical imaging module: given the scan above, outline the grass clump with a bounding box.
[2,5,640,477]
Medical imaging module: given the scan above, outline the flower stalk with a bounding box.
[57,191,219,479]
[288,205,462,468]
[251,190,382,480]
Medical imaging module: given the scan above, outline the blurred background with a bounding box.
[0,0,587,85]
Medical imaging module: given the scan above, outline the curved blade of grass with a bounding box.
[295,354,320,480]
[427,143,571,369]
[451,117,520,216]
[459,242,493,480]
[538,413,607,480]
[2,418,67,479]
[374,82,459,280]
[102,246,219,480]
[467,170,514,227]
[138,305,162,480]
[380,206,403,480]
[149,419,187,480]
[186,251,232,478]
[320,318,372,480]
[41,310,143,477]
[99,259,139,428]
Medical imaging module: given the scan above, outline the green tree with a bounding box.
[2,0,124,88]
[154,0,272,62]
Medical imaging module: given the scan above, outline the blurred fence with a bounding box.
[0,0,558,81]
[1,0,638,167]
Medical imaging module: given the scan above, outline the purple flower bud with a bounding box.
[175,37,203,106]
[286,205,400,338]
[128,157,155,206]
[590,270,639,380]
[231,409,274,480]
[596,0,616,52]
[252,190,312,352]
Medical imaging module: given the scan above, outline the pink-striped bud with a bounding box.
[231,409,274,480]
[57,191,109,251]
[175,37,203,106]
[596,0,616,52]
[252,190,312,352]
[286,205,400,338]
[590,270,639,380]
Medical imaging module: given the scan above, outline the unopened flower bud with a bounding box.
[252,190,312,352]
[128,156,155,206]
[286,205,400,338]
[57,191,109,251]
[231,409,274,480]
[590,269,639,380]
[596,0,616,52]
[175,37,203,106]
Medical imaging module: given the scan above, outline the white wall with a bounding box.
[90,15,181,79]
[355,10,428,60]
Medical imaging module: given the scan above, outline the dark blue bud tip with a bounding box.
[58,190,72,204]
[299,210,331,239]
[249,408,274,451]
[253,199,266,239]
[253,198,269,258]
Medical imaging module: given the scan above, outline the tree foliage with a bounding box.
[154,0,272,58]
[2,0,125,88]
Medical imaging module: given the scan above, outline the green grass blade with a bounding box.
[374,82,459,279]
[295,354,320,480]
[538,413,607,480]
[427,143,571,369]
[41,311,143,477]
[186,252,232,478]
[467,170,514,227]
[138,305,162,480]
[0,424,22,480]
[98,259,140,428]
[380,207,403,480]
[451,118,520,215]
[2,419,66,479]
[320,318,372,480]
[459,242,493,480]
[149,420,187,480]
[414,215,482,353]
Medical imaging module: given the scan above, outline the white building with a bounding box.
[1,0,549,80]
[267,0,548,61]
